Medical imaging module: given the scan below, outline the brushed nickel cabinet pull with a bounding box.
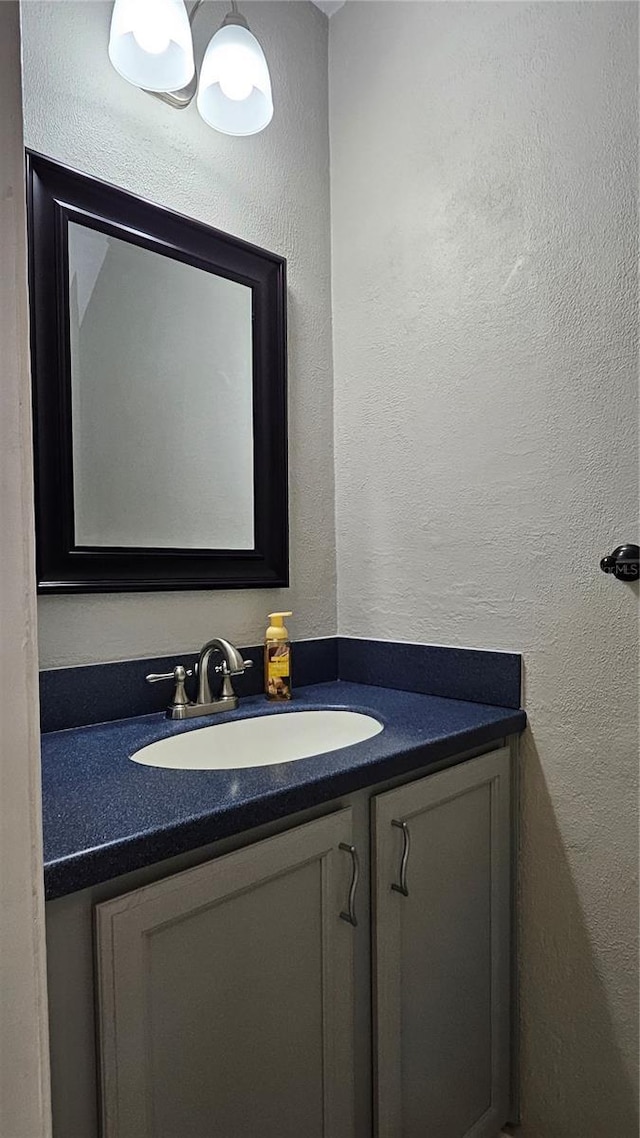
[339,842,359,927]
[391,819,410,897]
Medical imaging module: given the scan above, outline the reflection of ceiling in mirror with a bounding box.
[68,224,110,324]
[310,0,345,14]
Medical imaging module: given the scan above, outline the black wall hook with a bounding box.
[600,544,639,582]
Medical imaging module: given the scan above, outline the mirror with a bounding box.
[27,153,288,593]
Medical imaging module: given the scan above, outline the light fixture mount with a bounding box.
[147,0,251,111]
[221,6,249,30]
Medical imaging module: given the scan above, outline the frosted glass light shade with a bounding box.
[197,24,273,136]
[109,0,194,92]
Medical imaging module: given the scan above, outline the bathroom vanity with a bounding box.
[42,671,524,1138]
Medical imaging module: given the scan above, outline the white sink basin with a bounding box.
[131,709,383,771]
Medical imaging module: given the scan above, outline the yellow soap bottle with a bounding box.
[264,612,293,701]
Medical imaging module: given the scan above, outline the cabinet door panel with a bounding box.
[374,749,511,1138]
[96,809,355,1138]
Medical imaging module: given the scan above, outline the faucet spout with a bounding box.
[196,637,246,704]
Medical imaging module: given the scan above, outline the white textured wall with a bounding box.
[21,0,335,667]
[330,3,638,1135]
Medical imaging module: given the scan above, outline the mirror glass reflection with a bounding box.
[68,221,255,550]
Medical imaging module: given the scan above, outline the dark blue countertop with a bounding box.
[42,681,526,900]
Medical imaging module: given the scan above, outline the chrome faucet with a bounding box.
[146,636,252,720]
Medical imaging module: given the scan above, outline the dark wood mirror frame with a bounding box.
[26,152,288,594]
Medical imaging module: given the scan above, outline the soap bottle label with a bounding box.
[266,645,291,699]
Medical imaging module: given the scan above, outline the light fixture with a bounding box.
[108,0,195,92]
[108,0,274,137]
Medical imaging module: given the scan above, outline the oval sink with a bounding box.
[131,709,383,771]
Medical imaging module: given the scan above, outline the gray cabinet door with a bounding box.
[96,809,356,1138]
[373,749,511,1138]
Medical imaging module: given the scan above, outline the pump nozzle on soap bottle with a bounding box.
[264,612,293,701]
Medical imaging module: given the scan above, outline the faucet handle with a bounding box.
[146,665,193,711]
[211,657,254,702]
[146,666,193,684]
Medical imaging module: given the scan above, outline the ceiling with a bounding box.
[310,1,346,16]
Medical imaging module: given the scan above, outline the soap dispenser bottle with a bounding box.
[264,612,293,701]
